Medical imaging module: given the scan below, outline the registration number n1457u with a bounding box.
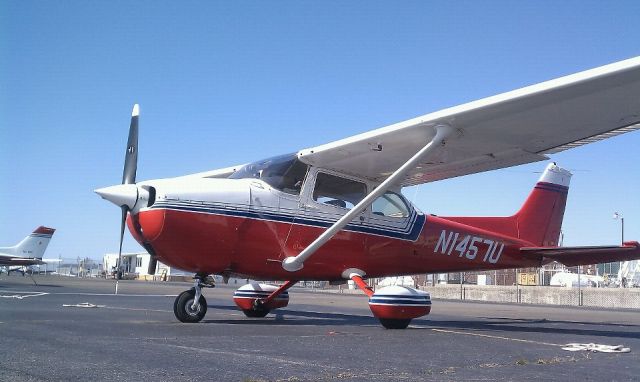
[433,230,504,264]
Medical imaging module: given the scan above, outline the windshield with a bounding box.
[229,153,309,195]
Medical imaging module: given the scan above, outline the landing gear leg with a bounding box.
[173,274,212,323]
[27,271,38,286]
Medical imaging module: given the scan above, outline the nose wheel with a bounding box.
[173,274,214,323]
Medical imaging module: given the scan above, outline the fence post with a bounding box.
[578,265,582,306]
[515,268,519,303]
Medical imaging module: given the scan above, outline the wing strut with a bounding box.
[282,124,457,272]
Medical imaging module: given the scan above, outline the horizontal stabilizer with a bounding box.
[521,241,640,266]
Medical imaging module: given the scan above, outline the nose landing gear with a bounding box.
[173,274,215,323]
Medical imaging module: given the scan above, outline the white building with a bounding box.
[103,253,192,280]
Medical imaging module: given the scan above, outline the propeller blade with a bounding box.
[122,104,139,185]
[117,205,128,279]
[147,256,158,275]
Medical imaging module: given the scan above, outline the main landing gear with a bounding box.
[172,274,429,329]
[350,273,432,329]
[232,280,296,318]
[173,274,216,323]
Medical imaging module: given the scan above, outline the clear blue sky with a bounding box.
[1,1,638,261]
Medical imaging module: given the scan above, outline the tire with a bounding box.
[379,318,411,329]
[174,289,207,323]
[242,308,270,318]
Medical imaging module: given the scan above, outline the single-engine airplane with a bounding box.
[96,57,640,329]
[0,227,56,267]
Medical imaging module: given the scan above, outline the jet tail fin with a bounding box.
[521,241,640,266]
[10,227,56,259]
[442,163,571,246]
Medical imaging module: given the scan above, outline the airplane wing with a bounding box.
[297,57,640,186]
[521,241,640,267]
[0,258,46,266]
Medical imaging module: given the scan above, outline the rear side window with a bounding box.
[372,192,410,218]
[313,173,366,210]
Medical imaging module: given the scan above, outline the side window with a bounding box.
[313,173,366,210]
[372,192,410,218]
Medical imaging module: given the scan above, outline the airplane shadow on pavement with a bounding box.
[204,304,640,339]
[204,304,377,326]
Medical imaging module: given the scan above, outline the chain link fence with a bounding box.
[417,284,640,309]
[314,268,640,310]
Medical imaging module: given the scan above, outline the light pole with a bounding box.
[613,212,625,285]
[613,212,624,244]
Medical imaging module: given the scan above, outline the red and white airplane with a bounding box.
[96,57,640,329]
[0,227,56,267]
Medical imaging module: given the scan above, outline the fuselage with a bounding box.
[129,158,541,280]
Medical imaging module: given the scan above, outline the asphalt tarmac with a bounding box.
[1,275,639,381]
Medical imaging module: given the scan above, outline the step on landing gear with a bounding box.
[350,273,431,329]
[174,274,215,323]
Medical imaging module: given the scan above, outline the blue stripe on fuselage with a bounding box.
[150,200,426,241]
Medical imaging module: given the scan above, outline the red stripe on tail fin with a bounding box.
[33,226,56,235]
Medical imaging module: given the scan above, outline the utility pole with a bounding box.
[613,212,625,284]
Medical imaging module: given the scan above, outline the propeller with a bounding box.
[114,104,139,278]
[117,104,139,276]
[96,104,158,280]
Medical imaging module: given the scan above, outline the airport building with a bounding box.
[103,253,193,281]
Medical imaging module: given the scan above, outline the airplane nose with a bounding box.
[95,184,143,210]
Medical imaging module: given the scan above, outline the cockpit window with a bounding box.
[229,154,309,195]
[372,191,410,218]
[313,172,367,210]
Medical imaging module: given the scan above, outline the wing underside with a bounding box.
[296,57,640,186]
